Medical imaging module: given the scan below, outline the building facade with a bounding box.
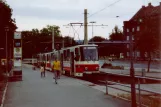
[123,2,161,60]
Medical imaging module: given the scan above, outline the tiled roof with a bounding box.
[130,3,161,21]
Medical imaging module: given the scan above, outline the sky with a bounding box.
[6,0,161,40]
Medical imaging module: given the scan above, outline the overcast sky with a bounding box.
[6,0,160,40]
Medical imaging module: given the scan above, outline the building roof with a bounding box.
[130,3,161,21]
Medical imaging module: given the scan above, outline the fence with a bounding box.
[22,58,37,64]
[100,78,161,107]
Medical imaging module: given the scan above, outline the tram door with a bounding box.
[70,52,74,76]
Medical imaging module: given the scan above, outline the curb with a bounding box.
[0,82,8,107]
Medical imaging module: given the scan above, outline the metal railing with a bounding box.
[99,79,161,107]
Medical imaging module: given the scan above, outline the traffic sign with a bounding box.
[14,32,21,39]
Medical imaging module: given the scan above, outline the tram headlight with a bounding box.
[85,67,88,71]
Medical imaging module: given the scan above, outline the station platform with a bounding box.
[4,64,130,107]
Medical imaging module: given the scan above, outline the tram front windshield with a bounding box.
[82,47,98,61]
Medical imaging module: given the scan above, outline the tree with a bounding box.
[40,25,60,37]
[108,26,126,58]
[109,26,124,41]
[63,36,76,47]
[22,25,62,58]
[0,1,17,59]
[89,36,105,42]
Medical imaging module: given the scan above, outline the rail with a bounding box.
[99,79,161,107]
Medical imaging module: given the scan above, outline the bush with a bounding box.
[101,63,112,68]
[111,66,124,70]
[101,63,124,70]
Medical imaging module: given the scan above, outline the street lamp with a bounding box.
[126,21,137,107]
[5,26,9,75]
[90,21,96,43]
[0,48,4,61]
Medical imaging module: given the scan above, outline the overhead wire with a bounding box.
[77,0,123,23]
[66,0,123,42]
[88,0,122,18]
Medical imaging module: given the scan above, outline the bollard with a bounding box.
[138,78,141,107]
[106,80,108,95]
[141,69,146,76]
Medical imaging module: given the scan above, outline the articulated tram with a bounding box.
[37,44,99,77]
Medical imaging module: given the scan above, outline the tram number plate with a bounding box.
[85,72,92,74]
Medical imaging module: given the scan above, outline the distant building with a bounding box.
[123,2,161,60]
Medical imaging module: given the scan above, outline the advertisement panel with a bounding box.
[14,39,21,47]
[14,58,22,67]
[14,47,22,58]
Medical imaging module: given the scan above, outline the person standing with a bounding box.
[40,63,44,78]
[42,62,46,77]
[52,58,61,84]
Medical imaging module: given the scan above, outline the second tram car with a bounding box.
[37,44,99,77]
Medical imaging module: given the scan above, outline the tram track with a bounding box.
[69,71,161,85]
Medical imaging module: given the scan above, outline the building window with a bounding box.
[137,26,140,31]
[132,28,135,32]
[132,35,134,40]
[127,36,129,40]
[127,29,129,32]
[136,52,140,57]
[127,52,129,57]
[127,44,129,48]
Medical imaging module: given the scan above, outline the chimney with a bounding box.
[142,5,145,8]
[160,2,161,6]
[148,2,152,6]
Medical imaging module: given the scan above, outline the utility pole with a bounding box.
[5,26,9,75]
[84,9,88,45]
[126,21,136,107]
[52,28,54,51]
[63,9,107,45]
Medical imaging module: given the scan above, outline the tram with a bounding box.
[37,44,99,77]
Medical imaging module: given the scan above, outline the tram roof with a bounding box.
[60,44,98,50]
[37,44,98,55]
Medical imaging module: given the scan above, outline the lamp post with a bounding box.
[5,26,9,75]
[0,48,4,61]
[90,21,96,44]
[126,21,136,107]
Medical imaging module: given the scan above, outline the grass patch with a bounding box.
[117,93,161,107]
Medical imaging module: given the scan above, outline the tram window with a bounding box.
[80,47,84,61]
[75,48,80,61]
[67,49,70,61]
[51,53,55,60]
[49,54,51,61]
[63,50,66,60]
[47,55,48,61]
[75,48,79,54]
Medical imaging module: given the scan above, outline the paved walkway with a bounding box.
[4,64,130,107]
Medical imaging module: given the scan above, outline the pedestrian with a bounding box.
[40,63,45,78]
[42,62,46,77]
[8,59,13,74]
[52,57,61,84]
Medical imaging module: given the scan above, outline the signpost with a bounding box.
[13,31,22,80]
